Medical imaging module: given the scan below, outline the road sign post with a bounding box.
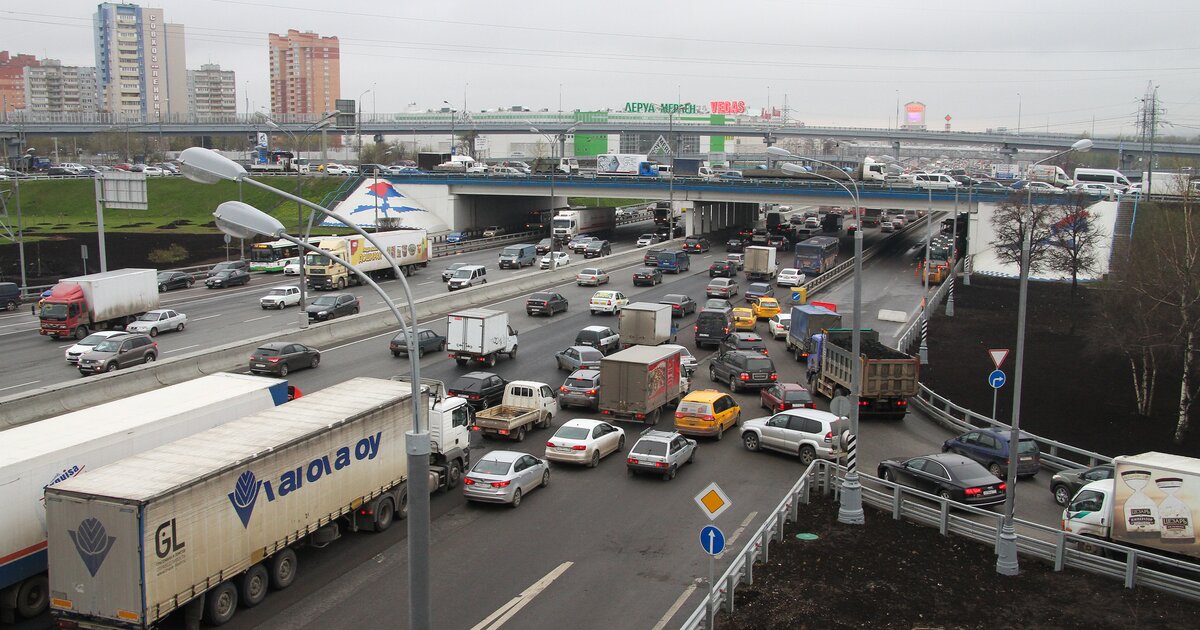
[987,350,1009,419]
[700,524,725,628]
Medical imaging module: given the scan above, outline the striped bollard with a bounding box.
[845,433,857,475]
[945,273,955,317]
[919,312,929,365]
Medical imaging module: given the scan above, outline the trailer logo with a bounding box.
[227,432,383,528]
[69,517,116,577]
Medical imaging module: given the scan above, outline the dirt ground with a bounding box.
[717,497,1197,629]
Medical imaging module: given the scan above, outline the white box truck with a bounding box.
[550,208,616,242]
[306,229,430,290]
[46,377,471,629]
[37,269,159,340]
[0,373,290,622]
[446,308,519,367]
[744,246,778,281]
[619,302,675,348]
[596,153,650,176]
[1063,452,1200,561]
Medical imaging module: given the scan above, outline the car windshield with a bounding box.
[78,334,111,345]
[472,459,513,475]
[554,426,591,440]
[784,390,812,402]
[312,296,338,306]
[93,339,124,352]
[452,269,474,279]
[136,313,160,321]
[745,358,774,371]
[452,378,483,392]
[631,441,667,456]
[267,289,287,296]
[39,303,68,319]
[565,378,596,389]
[1018,439,1040,455]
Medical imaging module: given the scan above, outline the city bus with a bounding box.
[248,239,300,272]
[793,236,840,275]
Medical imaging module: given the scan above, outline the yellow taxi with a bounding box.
[674,390,742,439]
[752,297,781,320]
[732,307,757,330]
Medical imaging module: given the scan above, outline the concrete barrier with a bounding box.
[0,246,652,429]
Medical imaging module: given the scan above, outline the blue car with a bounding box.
[941,427,1041,479]
[446,231,469,244]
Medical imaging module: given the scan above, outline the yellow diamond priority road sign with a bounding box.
[694,482,732,521]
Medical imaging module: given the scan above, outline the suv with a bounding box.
[740,408,843,465]
[694,309,733,349]
[583,240,612,258]
[77,333,157,375]
[574,325,620,355]
[643,247,665,267]
[719,332,768,356]
[448,371,507,410]
[674,390,741,440]
[941,428,1041,479]
[0,281,20,311]
[709,350,777,392]
[708,261,737,278]
[207,260,249,277]
[305,293,360,321]
[626,430,697,481]
[559,369,601,410]
[526,291,568,316]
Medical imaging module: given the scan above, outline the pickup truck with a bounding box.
[473,381,559,441]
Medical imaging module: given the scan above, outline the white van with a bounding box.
[1073,168,1131,189]
[912,173,961,191]
[447,264,488,291]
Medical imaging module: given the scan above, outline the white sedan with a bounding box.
[777,268,805,287]
[125,309,187,336]
[65,330,125,364]
[260,286,302,309]
[589,290,628,315]
[544,419,626,468]
[636,234,657,247]
[282,259,301,275]
[540,251,571,269]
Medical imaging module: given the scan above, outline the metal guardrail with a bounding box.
[680,460,1200,628]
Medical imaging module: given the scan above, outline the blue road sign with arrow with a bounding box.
[988,369,1006,389]
[700,525,726,555]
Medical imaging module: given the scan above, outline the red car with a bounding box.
[760,383,816,412]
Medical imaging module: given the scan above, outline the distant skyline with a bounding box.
[3,1,1199,136]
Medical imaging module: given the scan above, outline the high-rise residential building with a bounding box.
[268,30,340,115]
[24,60,98,114]
[187,63,236,116]
[94,3,187,119]
[0,51,40,114]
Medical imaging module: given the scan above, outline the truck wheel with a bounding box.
[238,564,269,608]
[268,548,298,590]
[456,358,467,366]
[203,581,238,626]
[447,460,463,489]
[15,574,49,619]
[74,326,88,340]
[337,279,346,290]
[509,345,517,358]
[539,413,551,429]
[485,354,497,368]
[373,497,395,532]
[396,488,409,520]
[514,426,526,442]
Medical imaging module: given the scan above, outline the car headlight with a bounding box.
[319,311,329,316]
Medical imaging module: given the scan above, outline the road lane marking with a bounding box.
[652,579,702,630]
[164,344,200,354]
[243,316,271,323]
[717,510,758,560]
[192,314,223,321]
[418,280,434,285]
[0,380,41,392]
[471,561,573,630]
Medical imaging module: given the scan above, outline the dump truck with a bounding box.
[46,377,470,630]
[744,245,778,281]
[305,229,429,290]
[1063,452,1200,562]
[473,381,559,442]
[37,269,159,340]
[807,329,919,420]
[785,304,842,361]
[598,345,684,423]
[619,302,675,348]
[446,308,519,367]
[0,374,290,623]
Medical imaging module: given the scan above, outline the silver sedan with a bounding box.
[463,451,549,507]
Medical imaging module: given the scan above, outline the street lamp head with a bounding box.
[766,146,792,158]
[780,162,808,174]
[1071,138,1094,153]
[180,147,247,184]
[213,201,285,240]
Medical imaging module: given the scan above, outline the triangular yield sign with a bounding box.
[988,349,1009,369]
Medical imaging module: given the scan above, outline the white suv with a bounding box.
[740,408,843,465]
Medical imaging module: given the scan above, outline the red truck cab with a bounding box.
[38,284,87,340]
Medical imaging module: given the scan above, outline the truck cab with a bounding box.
[1063,479,1113,545]
[499,381,559,420]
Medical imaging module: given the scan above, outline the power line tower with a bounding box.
[1136,81,1166,185]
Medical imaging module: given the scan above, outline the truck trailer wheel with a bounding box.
[268,548,298,590]
[373,497,395,532]
[203,581,238,626]
[15,574,49,619]
[238,565,269,608]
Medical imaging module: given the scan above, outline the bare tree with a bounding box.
[989,193,1056,275]
[1045,194,1107,299]
[1096,263,1173,416]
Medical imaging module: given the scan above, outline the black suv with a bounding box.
[709,350,777,392]
[306,293,360,321]
[205,268,251,288]
[694,309,733,349]
[448,371,507,410]
[719,332,769,356]
[708,261,736,278]
[584,240,612,258]
[526,291,568,316]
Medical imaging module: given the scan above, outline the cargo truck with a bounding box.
[653,201,682,227]
[1028,164,1072,187]
[551,208,616,242]
[473,381,558,441]
[531,157,579,175]
[46,377,470,629]
[619,302,675,348]
[37,269,158,340]
[861,208,884,227]
[807,329,919,420]
[1064,452,1200,562]
[0,374,290,623]
[785,304,842,361]
[744,245,778,281]
[417,152,451,171]
[671,158,714,179]
[598,345,684,423]
[821,213,843,234]
[596,153,650,176]
[446,308,519,367]
[305,229,429,290]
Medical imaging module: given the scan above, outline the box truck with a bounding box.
[305,229,430,290]
[807,329,919,420]
[744,246,778,281]
[596,154,651,176]
[1063,452,1200,561]
[598,345,684,423]
[46,377,471,629]
[0,374,290,622]
[38,269,159,340]
[1028,164,1072,188]
[785,304,842,361]
[619,302,675,348]
[446,308,519,367]
[551,208,616,242]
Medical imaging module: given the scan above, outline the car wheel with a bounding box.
[663,467,676,481]
[688,448,696,464]
[729,376,739,393]
[417,345,424,358]
[938,489,953,501]
[709,366,717,380]
[105,362,118,373]
[203,581,238,625]
[278,364,289,377]
[618,436,625,451]
[310,356,320,370]
[716,423,724,441]
[589,450,600,468]
[148,327,158,337]
[238,564,270,608]
[743,433,760,452]
[988,462,1004,478]
[392,351,401,357]
[439,342,446,352]
[798,445,816,465]
[158,284,166,293]
[1053,485,1071,506]
[541,469,550,487]
[510,488,522,508]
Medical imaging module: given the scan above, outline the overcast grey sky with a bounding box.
[4,1,1199,136]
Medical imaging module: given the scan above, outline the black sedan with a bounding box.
[877,453,1006,507]
[390,328,447,358]
[157,271,194,292]
[448,371,507,410]
[526,291,568,316]
[633,267,663,286]
[1050,464,1114,506]
[708,261,737,278]
[725,238,745,253]
[659,294,697,317]
[205,268,251,288]
[249,341,320,377]
[305,293,360,321]
[207,260,250,277]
